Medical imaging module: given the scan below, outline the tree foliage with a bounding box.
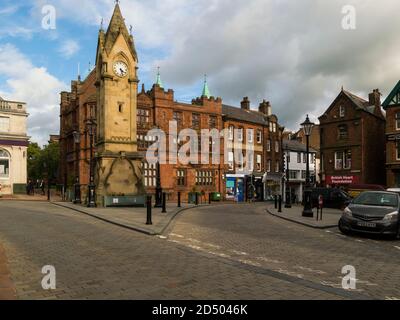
[27,141,60,183]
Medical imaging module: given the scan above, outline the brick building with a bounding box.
[383,80,400,187]
[59,3,284,203]
[319,88,386,187]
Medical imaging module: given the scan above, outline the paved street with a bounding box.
[0,201,398,300]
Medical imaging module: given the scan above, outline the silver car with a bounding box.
[339,191,400,238]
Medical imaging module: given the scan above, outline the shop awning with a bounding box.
[262,172,284,183]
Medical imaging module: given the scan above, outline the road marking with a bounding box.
[394,246,400,251]
[355,240,364,243]
[157,235,167,240]
[275,268,304,279]
[231,250,248,256]
[294,266,327,275]
[208,251,231,259]
[386,297,400,300]
[256,257,283,264]
[170,233,184,238]
[239,259,261,267]
[325,231,333,233]
[186,238,201,244]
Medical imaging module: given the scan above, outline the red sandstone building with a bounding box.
[59,4,284,203]
[319,88,386,187]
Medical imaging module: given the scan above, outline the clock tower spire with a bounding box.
[94,2,145,206]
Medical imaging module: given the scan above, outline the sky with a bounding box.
[1,0,400,146]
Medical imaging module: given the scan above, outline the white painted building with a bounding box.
[283,139,317,204]
[0,97,29,195]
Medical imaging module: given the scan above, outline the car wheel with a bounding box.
[338,219,350,235]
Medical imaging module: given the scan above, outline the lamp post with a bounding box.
[285,150,292,208]
[72,130,81,204]
[86,118,97,208]
[301,115,315,217]
[154,159,163,208]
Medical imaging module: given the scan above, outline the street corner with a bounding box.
[266,203,341,229]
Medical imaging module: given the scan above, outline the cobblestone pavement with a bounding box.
[167,203,400,300]
[0,201,396,300]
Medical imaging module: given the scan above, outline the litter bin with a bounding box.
[211,192,222,202]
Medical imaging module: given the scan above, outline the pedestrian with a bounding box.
[40,179,45,196]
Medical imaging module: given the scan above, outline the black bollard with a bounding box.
[209,193,212,204]
[178,192,181,208]
[278,195,282,213]
[162,193,167,213]
[146,196,153,225]
[195,193,199,206]
[274,195,278,209]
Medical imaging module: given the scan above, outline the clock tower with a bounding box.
[94,3,145,205]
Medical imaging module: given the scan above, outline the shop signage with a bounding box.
[326,175,359,185]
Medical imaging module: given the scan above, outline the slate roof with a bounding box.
[342,90,385,119]
[283,139,317,153]
[222,104,268,126]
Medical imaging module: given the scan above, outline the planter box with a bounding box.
[104,195,146,208]
[13,184,27,195]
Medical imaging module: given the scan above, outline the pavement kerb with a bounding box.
[266,207,338,230]
[51,202,211,236]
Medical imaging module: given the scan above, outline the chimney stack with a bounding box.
[369,89,382,117]
[241,97,250,110]
[259,100,272,116]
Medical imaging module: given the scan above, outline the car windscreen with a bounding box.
[353,193,398,207]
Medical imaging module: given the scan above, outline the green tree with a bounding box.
[27,142,42,180]
[42,141,60,183]
[27,141,60,183]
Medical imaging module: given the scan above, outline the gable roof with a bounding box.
[222,105,268,126]
[320,89,385,120]
[382,80,400,109]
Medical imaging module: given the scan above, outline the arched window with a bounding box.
[0,149,10,178]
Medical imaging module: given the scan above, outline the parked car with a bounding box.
[387,188,400,195]
[345,184,386,198]
[310,188,352,209]
[339,191,400,238]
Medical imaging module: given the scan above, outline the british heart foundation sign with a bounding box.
[326,175,359,185]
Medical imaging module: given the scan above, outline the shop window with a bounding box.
[0,149,10,178]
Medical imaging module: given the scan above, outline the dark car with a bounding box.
[339,191,400,238]
[310,188,352,209]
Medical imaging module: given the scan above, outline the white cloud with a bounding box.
[27,0,400,131]
[58,39,80,58]
[0,44,67,146]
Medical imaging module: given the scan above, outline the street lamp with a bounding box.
[86,118,97,208]
[285,150,291,208]
[72,130,82,204]
[301,115,315,217]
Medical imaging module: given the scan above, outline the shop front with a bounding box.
[262,172,283,201]
[226,174,246,202]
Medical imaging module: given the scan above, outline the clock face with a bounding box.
[113,61,128,77]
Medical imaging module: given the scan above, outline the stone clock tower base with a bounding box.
[94,151,146,207]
